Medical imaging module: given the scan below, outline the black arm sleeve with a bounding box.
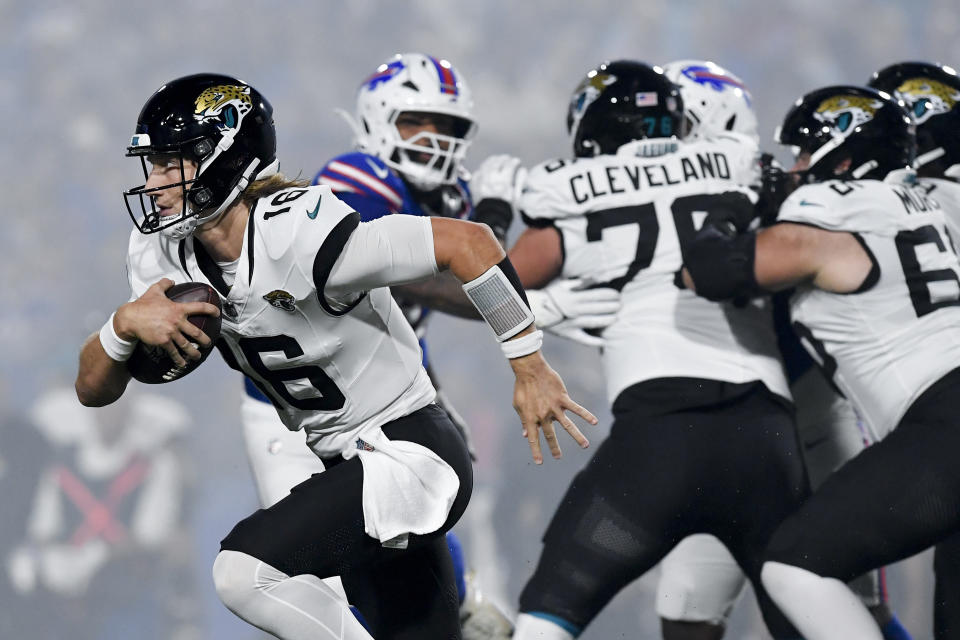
[684,223,760,302]
[472,198,513,243]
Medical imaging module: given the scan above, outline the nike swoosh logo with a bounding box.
[365,158,390,180]
[307,196,322,219]
[799,200,824,207]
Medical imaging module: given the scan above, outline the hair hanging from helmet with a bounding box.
[240,174,311,208]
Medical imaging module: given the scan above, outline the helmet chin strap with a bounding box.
[916,146,946,168]
[162,157,280,240]
[807,135,845,173]
[851,160,879,178]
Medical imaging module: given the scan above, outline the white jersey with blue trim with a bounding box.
[779,174,960,440]
[127,185,435,457]
[520,135,790,404]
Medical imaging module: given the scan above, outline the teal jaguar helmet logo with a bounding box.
[813,94,884,138]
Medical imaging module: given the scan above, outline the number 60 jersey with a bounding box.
[780,172,960,440]
[125,185,436,457]
[520,135,790,405]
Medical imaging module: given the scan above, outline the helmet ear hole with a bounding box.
[725,115,737,131]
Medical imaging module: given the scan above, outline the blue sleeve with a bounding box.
[332,191,395,222]
[312,152,410,222]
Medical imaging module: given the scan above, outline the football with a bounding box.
[126,282,223,384]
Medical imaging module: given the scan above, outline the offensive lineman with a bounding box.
[681,84,960,640]
[868,60,960,640]
[74,72,597,640]
[505,60,807,640]
[654,59,911,640]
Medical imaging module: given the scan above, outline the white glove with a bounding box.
[470,154,527,207]
[528,279,621,347]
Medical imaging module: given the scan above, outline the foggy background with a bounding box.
[2,0,958,637]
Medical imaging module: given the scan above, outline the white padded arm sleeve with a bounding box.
[326,215,439,298]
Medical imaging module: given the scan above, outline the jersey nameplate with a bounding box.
[569,152,732,204]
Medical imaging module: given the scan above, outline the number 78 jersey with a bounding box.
[780,175,960,440]
[520,136,790,404]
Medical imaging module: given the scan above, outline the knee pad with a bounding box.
[656,535,746,623]
[212,550,275,612]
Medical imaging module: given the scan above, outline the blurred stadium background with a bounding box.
[2,1,958,637]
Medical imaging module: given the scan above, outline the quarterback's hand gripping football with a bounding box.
[527,279,620,347]
[116,279,219,368]
[509,351,597,464]
[471,154,527,208]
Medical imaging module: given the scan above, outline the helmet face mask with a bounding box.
[354,53,476,191]
[123,73,278,239]
[868,62,960,177]
[661,59,759,144]
[567,60,685,158]
[774,85,915,184]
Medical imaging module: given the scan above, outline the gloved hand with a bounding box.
[755,152,790,225]
[470,154,527,207]
[471,155,527,243]
[528,279,621,347]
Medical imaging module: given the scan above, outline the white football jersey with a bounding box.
[921,177,960,247]
[779,175,960,440]
[521,136,790,403]
[126,185,436,457]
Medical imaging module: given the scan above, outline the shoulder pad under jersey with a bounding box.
[778,178,938,236]
[519,157,588,222]
[678,135,761,188]
[254,184,359,299]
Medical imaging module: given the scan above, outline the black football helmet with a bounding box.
[124,73,279,238]
[774,85,914,183]
[868,61,960,177]
[567,60,684,158]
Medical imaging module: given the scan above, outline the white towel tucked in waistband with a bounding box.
[343,426,460,546]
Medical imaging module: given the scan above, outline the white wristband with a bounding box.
[99,312,137,362]
[501,329,543,359]
[462,265,535,341]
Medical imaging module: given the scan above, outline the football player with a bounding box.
[504,60,808,640]
[681,84,960,640]
[868,60,960,640]
[654,59,911,640]
[75,72,598,640]
[238,52,619,639]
